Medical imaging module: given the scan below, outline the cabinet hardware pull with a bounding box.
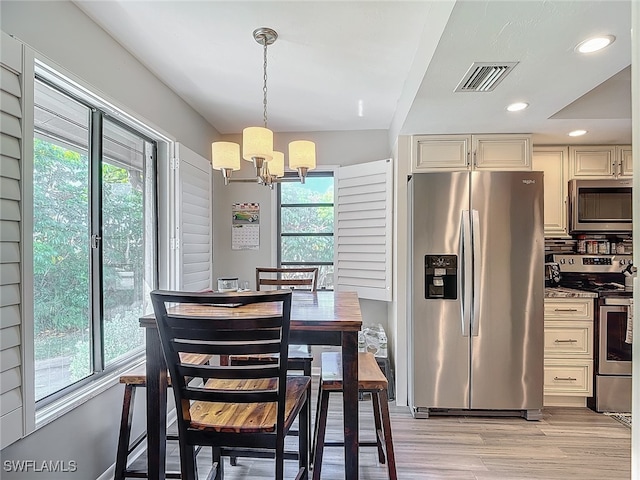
[554,339,577,343]
[554,376,577,381]
[554,308,578,312]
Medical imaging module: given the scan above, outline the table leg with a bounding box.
[342,331,359,480]
[146,326,168,480]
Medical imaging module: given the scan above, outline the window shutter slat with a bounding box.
[176,143,212,292]
[335,158,393,301]
[0,31,24,449]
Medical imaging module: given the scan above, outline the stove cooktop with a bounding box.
[559,281,632,297]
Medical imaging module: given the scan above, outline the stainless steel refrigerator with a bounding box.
[409,171,544,420]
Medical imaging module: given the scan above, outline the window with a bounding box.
[33,78,157,403]
[277,171,334,289]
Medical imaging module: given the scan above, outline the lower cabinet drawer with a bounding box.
[544,322,592,358]
[544,299,593,321]
[543,360,593,396]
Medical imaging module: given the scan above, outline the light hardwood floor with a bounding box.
[150,391,631,479]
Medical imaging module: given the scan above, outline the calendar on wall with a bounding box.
[231,202,260,250]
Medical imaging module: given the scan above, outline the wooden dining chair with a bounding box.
[255,266,319,292]
[244,267,319,372]
[227,266,319,468]
[150,289,310,480]
[311,351,397,480]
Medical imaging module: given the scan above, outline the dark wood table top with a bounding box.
[140,290,362,332]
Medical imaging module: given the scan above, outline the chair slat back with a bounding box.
[151,290,292,420]
[256,267,319,292]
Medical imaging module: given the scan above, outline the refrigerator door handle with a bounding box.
[471,209,481,336]
[461,210,472,337]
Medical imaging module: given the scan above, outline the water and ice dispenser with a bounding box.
[424,255,458,299]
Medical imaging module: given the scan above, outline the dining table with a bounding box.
[139,289,363,480]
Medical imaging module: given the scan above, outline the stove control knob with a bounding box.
[620,259,627,266]
[568,258,574,265]
[559,259,565,264]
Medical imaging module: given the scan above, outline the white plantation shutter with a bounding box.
[174,143,213,291]
[335,158,393,301]
[0,32,24,448]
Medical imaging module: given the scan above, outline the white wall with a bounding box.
[1,0,217,159]
[211,129,394,334]
[0,1,217,478]
[212,130,391,282]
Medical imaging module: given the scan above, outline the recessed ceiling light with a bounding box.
[568,130,587,137]
[576,35,616,53]
[506,102,529,112]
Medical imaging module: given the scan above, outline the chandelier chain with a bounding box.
[211,27,315,187]
[263,40,268,128]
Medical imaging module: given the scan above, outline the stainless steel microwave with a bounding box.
[569,179,632,233]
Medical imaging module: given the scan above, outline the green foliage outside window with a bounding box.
[33,139,90,336]
[280,177,334,288]
[34,138,146,397]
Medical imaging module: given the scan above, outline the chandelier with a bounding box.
[211,27,316,187]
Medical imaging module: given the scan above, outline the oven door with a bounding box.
[598,300,633,375]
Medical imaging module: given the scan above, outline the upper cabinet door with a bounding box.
[412,134,471,171]
[569,146,616,178]
[618,145,633,178]
[472,134,532,170]
[411,134,532,172]
[532,147,569,238]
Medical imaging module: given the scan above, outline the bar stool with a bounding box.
[311,351,397,480]
[114,354,210,480]
[113,367,179,480]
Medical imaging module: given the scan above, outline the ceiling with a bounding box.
[74,0,632,146]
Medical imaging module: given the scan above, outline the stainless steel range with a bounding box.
[552,254,633,413]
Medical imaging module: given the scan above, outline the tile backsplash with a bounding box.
[545,235,632,255]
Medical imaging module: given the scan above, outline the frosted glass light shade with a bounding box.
[288,140,316,170]
[211,141,240,170]
[268,151,285,177]
[242,127,273,161]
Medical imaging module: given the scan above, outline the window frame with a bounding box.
[32,75,158,406]
[276,169,335,289]
[26,60,172,429]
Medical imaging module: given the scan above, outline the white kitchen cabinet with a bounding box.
[543,361,593,397]
[532,147,569,237]
[543,297,594,407]
[569,145,632,179]
[618,145,633,177]
[412,134,532,172]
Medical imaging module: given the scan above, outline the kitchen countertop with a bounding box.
[544,287,598,298]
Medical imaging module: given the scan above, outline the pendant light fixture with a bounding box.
[211,27,316,187]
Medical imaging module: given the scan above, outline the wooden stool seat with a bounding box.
[114,353,211,480]
[312,352,397,480]
[320,350,388,390]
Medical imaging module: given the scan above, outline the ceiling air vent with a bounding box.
[455,62,519,92]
